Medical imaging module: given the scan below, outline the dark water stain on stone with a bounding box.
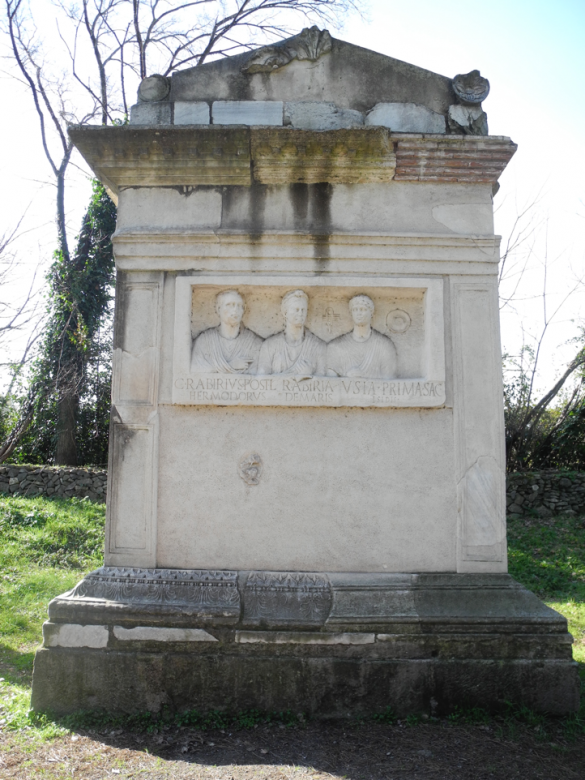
[310,182,332,272]
[290,183,309,231]
[247,183,267,242]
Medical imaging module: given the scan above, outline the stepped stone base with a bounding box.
[31,569,580,717]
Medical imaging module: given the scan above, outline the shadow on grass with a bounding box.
[0,641,37,685]
[507,513,585,599]
[25,704,585,780]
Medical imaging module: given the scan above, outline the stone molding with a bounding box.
[393,135,517,183]
[111,231,501,274]
[243,571,333,625]
[250,127,396,184]
[55,569,564,631]
[69,567,240,614]
[69,125,516,191]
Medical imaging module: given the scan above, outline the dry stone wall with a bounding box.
[0,465,106,503]
[507,471,585,518]
[1,465,584,517]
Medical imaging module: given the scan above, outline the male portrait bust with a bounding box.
[257,289,326,376]
[326,294,397,379]
[191,290,263,374]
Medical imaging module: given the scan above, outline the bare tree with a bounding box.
[55,0,362,125]
[0,217,40,356]
[499,205,585,469]
[0,217,45,464]
[2,0,362,465]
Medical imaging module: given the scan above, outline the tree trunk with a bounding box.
[55,392,78,465]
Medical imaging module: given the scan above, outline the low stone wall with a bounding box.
[1,465,583,516]
[506,471,585,518]
[0,465,107,503]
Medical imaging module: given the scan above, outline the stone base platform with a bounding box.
[31,569,580,716]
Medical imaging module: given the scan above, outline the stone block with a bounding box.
[212,100,283,126]
[366,103,446,133]
[31,572,579,716]
[113,626,217,642]
[284,101,364,130]
[42,622,108,649]
[130,102,172,125]
[174,101,210,125]
[447,104,489,136]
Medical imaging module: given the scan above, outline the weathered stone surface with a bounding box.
[242,27,332,75]
[138,75,171,103]
[171,34,455,116]
[235,631,376,644]
[42,622,108,649]
[31,572,579,716]
[68,126,252,190]
[452,70,490,105]
[69,125,516,192]
[250,127,396,184]
[366,103,446,133]
[394,135,516,182]
[448,104,489,136]
[113,626,218,642]
[284,101,364,130]
[212,100,283,126]
[30,646,580,717]
[173,101,210,125]
[130,102,172,125]
[68,567,241,617]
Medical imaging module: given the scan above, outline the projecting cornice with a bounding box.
[69,125,516,192]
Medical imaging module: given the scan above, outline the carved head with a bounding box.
[349,294,375,326]
[281,289,309,327]
[216,290,245,327]
[452,70,490,105]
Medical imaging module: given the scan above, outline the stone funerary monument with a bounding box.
[32,28,579,715]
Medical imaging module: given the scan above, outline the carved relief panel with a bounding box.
[173,276,445,407]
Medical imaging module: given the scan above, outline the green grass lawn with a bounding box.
[0,494,583,741]
[0,495,105,740]
[507,512,585,665]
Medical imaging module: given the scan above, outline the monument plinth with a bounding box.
[32,28,579,716]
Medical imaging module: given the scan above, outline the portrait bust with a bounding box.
[191,290,263,374]
[326,294,397,379]
[257,290,326,376]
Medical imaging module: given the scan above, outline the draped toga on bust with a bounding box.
[326,329,397,379]
[191,326,263,373]
[257,329,326,376]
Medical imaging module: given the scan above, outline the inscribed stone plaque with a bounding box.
[172,276,445,408]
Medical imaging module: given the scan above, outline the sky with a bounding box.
[0,0,584,395]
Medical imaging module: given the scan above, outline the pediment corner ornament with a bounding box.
[452,70,490,105]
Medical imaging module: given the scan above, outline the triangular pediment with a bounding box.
[171,28,455,115]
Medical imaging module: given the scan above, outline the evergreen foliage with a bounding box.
[7,181,116,466]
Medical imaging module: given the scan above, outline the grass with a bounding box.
[0,495,105,743]
[507,512,585,665]
[0,494,583,746]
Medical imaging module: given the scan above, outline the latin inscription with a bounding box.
[173,376,445,408]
